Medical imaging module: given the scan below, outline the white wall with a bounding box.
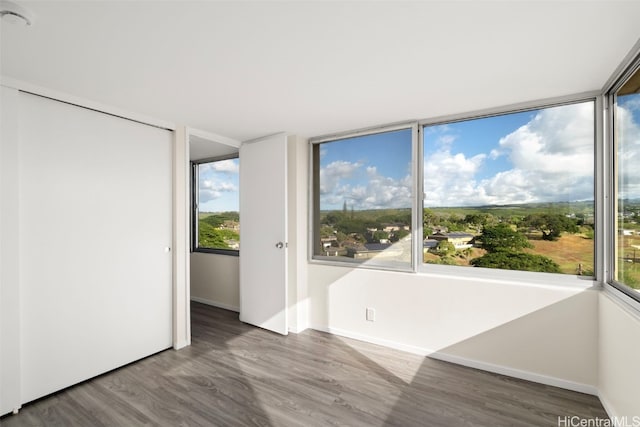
[598,292,640,418]
[191,253,240,312]
[307,264,599,393]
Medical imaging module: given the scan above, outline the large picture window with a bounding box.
[423,101,595,275]
[310,101,596,278]
[312,127,414,270]
[192,157,240,254]
[614,62,640,298]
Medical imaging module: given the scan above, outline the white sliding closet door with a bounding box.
[19,92,173,403]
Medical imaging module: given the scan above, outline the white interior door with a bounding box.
[18,92,173,403]
[239,133,288,335]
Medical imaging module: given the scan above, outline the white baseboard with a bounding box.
[314,325,432,356]
[312,325,598,396]
[190,296,239,313]
[597,391,618,420]
[428,351,598,396]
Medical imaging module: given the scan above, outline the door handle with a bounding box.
[275,242,284,249]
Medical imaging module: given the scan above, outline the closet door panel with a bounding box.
[19,93,173,403]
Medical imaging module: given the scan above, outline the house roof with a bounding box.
[364,243,393,252]
[445,232,475,239]
[433,232,474,239]
[423,239,439,248]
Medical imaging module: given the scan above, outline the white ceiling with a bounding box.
[2,1,640,142]
[189,134,238,160]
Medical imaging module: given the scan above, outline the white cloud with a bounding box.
[425,102,595,206]
[621,96,640,112]
[207,159,239,174]
[319,160,361,195]
[499,103,593,172]
[197,159,239,205]
[489,149,501,160]
[437,134,457,147]
[320,102,600,209]
[424,148,486,206]
[320,160,412,210]
[349,168,412,209]
[199,179,237,203]
[617,102,640,199]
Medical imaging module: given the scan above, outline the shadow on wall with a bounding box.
[309,263,597,361]
[429,291,598,386]
[383,293,605,425]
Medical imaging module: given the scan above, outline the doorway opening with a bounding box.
[188,131,242,320]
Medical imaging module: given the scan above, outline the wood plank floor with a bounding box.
[2,302,608,426]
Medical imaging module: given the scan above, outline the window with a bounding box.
[613,61,640,299]
[192,156,240,254]
[311,127,414,270]
[310,102,596,277]
[423,101,595,275]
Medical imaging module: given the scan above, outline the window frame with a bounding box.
[307,94,601,290]
[191,154,240,256]
[417,96,599,282]
[308,122,419,273]
[606,50,640,304]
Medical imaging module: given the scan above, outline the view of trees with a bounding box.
[617,199,640,289]
[319,208,412,249]
[471,224,561,273]
[200,201,598,275]
[476,223,532,253]
[198,212,240,250]
[319,201,595,275]
[523,213,579,241]
[471,252,561,273]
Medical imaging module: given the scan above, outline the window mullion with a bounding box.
[413,123,423,272]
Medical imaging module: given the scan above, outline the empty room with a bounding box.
[1,1,639,426]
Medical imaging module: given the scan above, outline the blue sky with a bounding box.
[319,129,413,210]
[198,158,239,212]
[617,93,640,199]
[424,110,535,181]
[320,101,595,210]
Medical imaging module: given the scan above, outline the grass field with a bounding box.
[525,233,594,275]
[423,233,594,275]
[617,234,640,288]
